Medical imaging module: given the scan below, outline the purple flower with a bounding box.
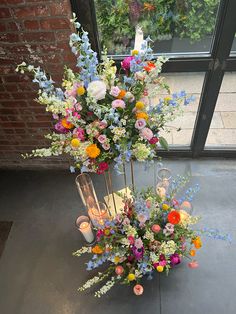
[170,253,181,266]
[132,245,144,261]
[135,119,146,130]
[55,121,69,133]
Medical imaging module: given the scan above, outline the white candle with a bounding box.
[76,216,94,243]
[134,25,144,51]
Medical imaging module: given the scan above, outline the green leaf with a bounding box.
[159,136,169,150]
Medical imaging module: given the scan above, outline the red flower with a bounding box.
[144,62,156,72]
[149,137,159,144]
[167,211,181,225]
[97,161,109,174]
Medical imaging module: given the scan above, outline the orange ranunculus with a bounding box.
[192,236,202,249]
[117,89,126,99]
[92,245,103,254]
[135,112,148,121]
[190,249,196,257]
[86,144,101,158]
[167,210,181,225]
[61,118,74,129]
[144,62,156,72]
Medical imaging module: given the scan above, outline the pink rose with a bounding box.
[97,162,109,175]
[140,127,153,140]
[73,112,81,119]
[99,120,107,129]
[115,266,124,275]
[97,134,107,143]
[121,56,134,70]
[149,137,159,144]
[188,260,199,269]
[133,284,144,296]
[110,86,121,97]
[137,213,147,224]
[151,224,161,233]
[102,143,110,150]
[112,99,126,109]
[122,217,130,225]
[135,119,146,130]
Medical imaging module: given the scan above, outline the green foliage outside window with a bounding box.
[94,0,219,54]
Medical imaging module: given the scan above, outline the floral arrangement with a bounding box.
[73,175,202,297]
[16,14,194,175]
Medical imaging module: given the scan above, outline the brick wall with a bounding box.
[0,0,76,169]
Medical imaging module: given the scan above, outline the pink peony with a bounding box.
[134,238,143,249]
[135,119,146,130]
[99,120,107,129]
[75,103,82,111]
[97,134,107,144]
[110,86,121,97]
[121,56,134,70]
[149,137,159,144]
[140,127,153,140]
[112,99,126,109]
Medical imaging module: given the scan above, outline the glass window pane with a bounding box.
[205,72,236,148]
[94,0,220,55]
[154,72,205,147]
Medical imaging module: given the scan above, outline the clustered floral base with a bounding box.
[73,174,202,297]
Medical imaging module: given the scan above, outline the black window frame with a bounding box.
[70,0,236,158]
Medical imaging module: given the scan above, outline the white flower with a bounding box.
[87,80,107,100]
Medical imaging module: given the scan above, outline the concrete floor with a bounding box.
[0,159,236,314]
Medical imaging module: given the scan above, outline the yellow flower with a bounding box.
[136,112,148,121]
[135,101,145,110]
[71,138,80,148]
[164,96,171,102]
[86,144,100,158]
[114,256,120,264]
[156,265,164,272]
[132,49,139,56]
[127,273,136,281]
[77,86,85,96]
[91,245,103,254]
[162,204,169,211]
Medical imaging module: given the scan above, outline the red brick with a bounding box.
[2,129,15,134]
[0,8,11,18]
[0,92,11,100]
[24,20,39,30]
[7,0,25,4]
[50,0,71,16]
[7,44,39,54]
[4,75,30,84]
[1,100,28,107]
[0,22,7,32]
[22,31,55,42]
[40,18,70,30]
[63,53,76,63]
[56,30,72,42]
[0,65,15,75]
[2,122,25,128]
[27,122,51,128]
[17,82,35,91]
[0,84,5,92]
[15,129,26,134]
[7,21,22,31]
[0,116,8,122]
[42,53,62,63]
[0,33,19,42]
[0,108,18,115]
[11,91,37,99]
[13,5,50,18]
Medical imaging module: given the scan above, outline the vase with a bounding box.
[75,173,99,210]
